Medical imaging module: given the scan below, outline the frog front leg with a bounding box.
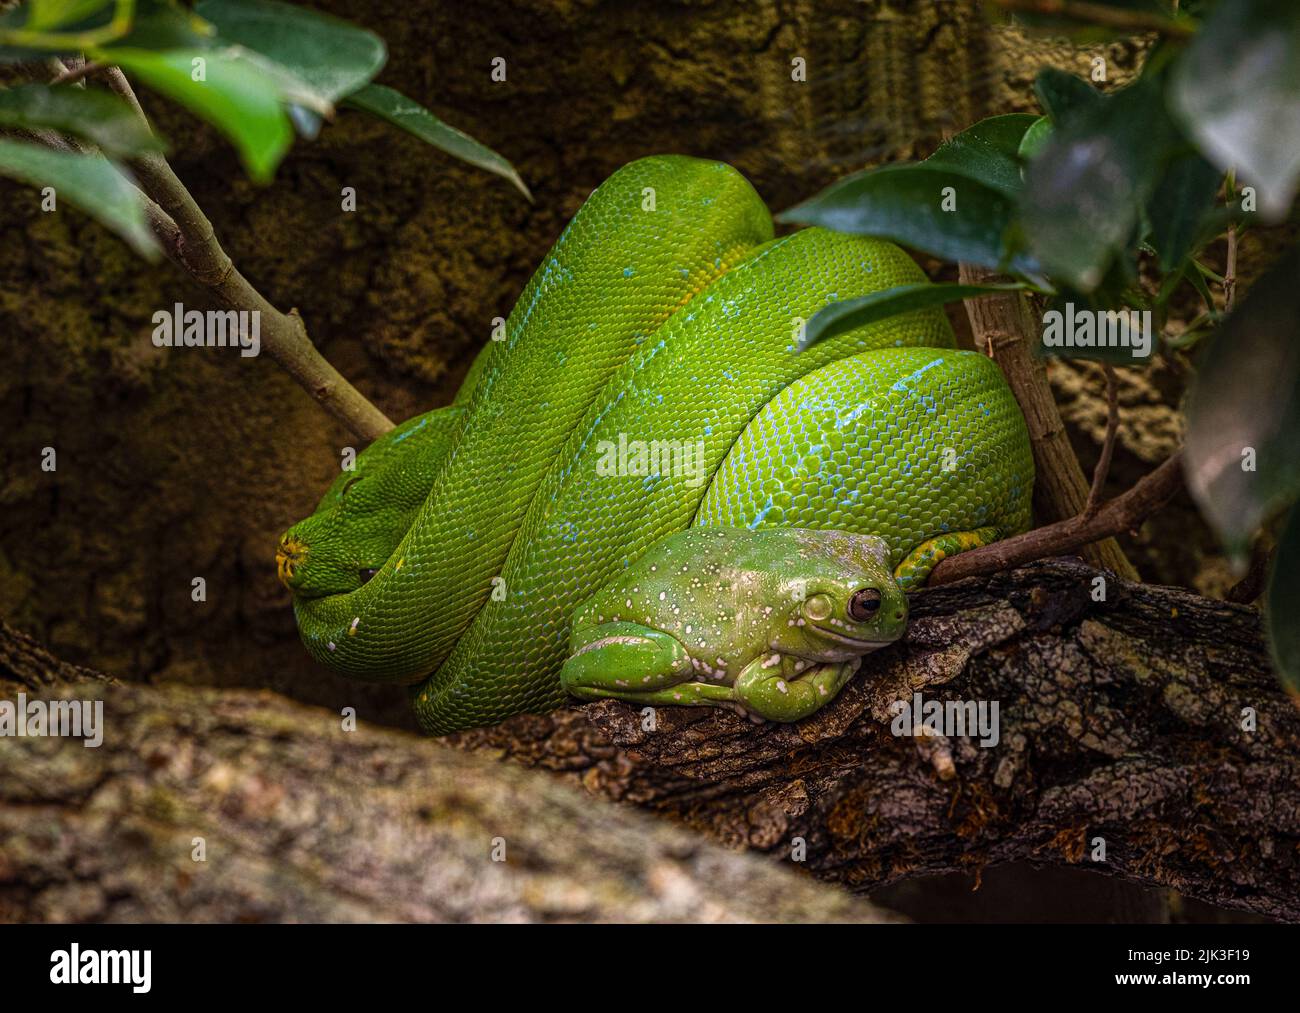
[733,653,861,722]
[560,621,736,707]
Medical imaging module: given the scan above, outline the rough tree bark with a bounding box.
[0,622,891,924]
[2,560,1295,922]
[451,560,1300,922]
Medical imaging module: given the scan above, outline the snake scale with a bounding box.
[278,155,1033,734]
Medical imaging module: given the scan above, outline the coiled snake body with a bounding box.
[278,156,1033,734]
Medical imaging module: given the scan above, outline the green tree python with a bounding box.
[277,155,1034,734]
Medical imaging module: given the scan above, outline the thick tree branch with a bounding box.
[94,66,394,442]
[453,559,1299,922]
[0,622,889,924]
[959,263,1140,580]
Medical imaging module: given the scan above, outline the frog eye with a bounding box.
[359,567,380,584]
[848,588,883,621]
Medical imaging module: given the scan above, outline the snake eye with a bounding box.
[359,567,380,584]
[848,588,883,622]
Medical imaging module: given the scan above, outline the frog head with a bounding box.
[767,531,908,662]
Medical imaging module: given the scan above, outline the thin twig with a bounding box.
[1084,364,1119,517]
[50,59,102,86]
[990,0,1195,38]
[62,64,394,442]
[1226,535,1273,604]
[1224,228,1238,315]
[928,453,1183,586]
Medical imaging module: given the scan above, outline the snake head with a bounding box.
[276,505,390,599]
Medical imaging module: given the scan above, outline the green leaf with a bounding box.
[921,113,1039,198]
[1021,79,1178,291]
[101,47,292,182]
[1,0,212,57]
[344,84,531,200]
[1035,292,1156,365]
[1017,115,1053,164]
[0,83,164,158]
[1034,68,1103,127]
[1185,246,1300,552]
[779,164,1030,272]
[1170,0,1300,221]
[194,0,385,103]
[1265,508,1300,694]
[0,138,157,257]
[800,282,1029,350]
[27,0,110,31]
[1146,151,1221,271]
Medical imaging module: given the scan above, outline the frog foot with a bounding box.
[733,655,862,722]
[560,621,737,707]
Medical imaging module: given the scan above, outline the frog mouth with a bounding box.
[809,625,890,649]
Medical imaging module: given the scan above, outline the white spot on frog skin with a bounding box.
[762,653,781,669]
[818,684,828,696]
[327,641,337,652]
[794,660,809,673]
[348,617,360,636]
[659,591,667,601]
[776,680,789,694]
[685,625,692,634]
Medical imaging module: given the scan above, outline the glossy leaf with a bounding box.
[1265,508,1300,693]
[1017,116,1053,163]
[1171,0,1300,221]
[0,0,213,57]
[1035,292,1156,365]
[27,0,110,31]
[0,83,164,157]
[780,164,1028,272]
[1021,79,1177,291]
[921,113,1039,198]
[195,0,385,103]
[0,138,157,257]
[801,282,1028,350]
[345,84,530,200]
[1033,68,1103,127]
[1185,246,1300,552]
[1146,150,1221,270]
[103,47,292,181]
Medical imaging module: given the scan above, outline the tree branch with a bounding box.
[958,263,1140,580]
[1084,364,1118,518]
[96,66,394,442]
[453,558,1299,922]
[0,621,890,924]
[927,452,1182,585]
